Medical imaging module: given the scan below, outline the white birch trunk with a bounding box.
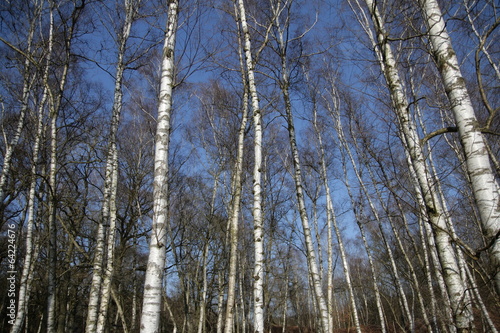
[224,4,251,332]
[303,71,337,333]
[418,0,500,295]
[217,271,225,333]
[10,85,46,333]
[313,113,361,333]
[10,8,51,331]
[281,54,330,333]
[319,140,362,333]
[362,128,433,332]
[46,1,74,329]
[465,265,498,333]
[197,242,209,333]
[266,4,330,331]
[361,0,474,330]
[139,1,178,332]
[110,288,129,333]
[408,67,446,332]
[0,16,37,204]
[94,1,134,331]
[163,294,178,333]
[356,218,386,333]
[238,256,248,333]
[331,100,410,332]
[234,1,265,332]
[47,97,58,333]
[387,198,432,331]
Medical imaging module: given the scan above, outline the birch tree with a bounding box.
[140,1,179,331]
[319,79,373,333]
[417,0,500,295]
[349,0,475,330]
[233,0,267,332]
[0,3,39,208]
[224,2,251,331]
[266,1,330,331]
[0,1,51,331]
[45,2,85,331]
[10,5,52,331]
[86,0,136,331]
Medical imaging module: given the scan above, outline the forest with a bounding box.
[0,0,499,332]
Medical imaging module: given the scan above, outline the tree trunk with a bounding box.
[330,96,408,332]
[234,1,265,332]
[0,16,36,206]
[315,108,362,333]
[418,0,500,296]
[281,50,330,333]
[94,1,134,330]
[139,1,178,332]
[10,8,51,331]
[361,0,474,330]
[46,1,76,328]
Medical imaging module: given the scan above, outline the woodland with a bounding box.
[0,0,499,332]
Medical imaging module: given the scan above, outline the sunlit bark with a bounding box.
[0,9,37,206]
[312,100,362,333]
[94,1,135,331]
[233,0,266,332]
[418,0,500,296]
[10,4,49,331]
[224,3,251,331]
[46,1,80,329]
[329,92,409,332]
[86,1,133,331]
[139,1,178,332]
[359,0,474,330]
[267,2,330,331]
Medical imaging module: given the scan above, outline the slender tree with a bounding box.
[45,1,85,331]
[267,2,330,331]
[9,2,50,331]
[140,1,179,331]
[417,0,500,296]
[0,6,38,208]
[224,2,251,331]
[319,80,365,333]
[86,0,136,331]
[232,0,268,332]
[355,0,475,330]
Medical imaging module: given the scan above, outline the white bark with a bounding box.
[10,6,50,331]
[46,1,74,329]
[216,271,225,333]
[313,111,361,333]
[266,2,330,331]
[361,123,433,331]
[356,218,386,333]
[465,265,498,333]
[164,294,178,333]
[408,65,447,332]
[139,1,178,332]
[281,46,330,333]
[361,0,474,330]
[94,1,135,331]
[329,96,407,332]
[0,19,36,204]
[387,197,432,331]
[197,242,209,333]
[418,0,500,295]
[198,179,218,333]
[47,85,58,333]
[224,3,251,331]
[234,1,265,332]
